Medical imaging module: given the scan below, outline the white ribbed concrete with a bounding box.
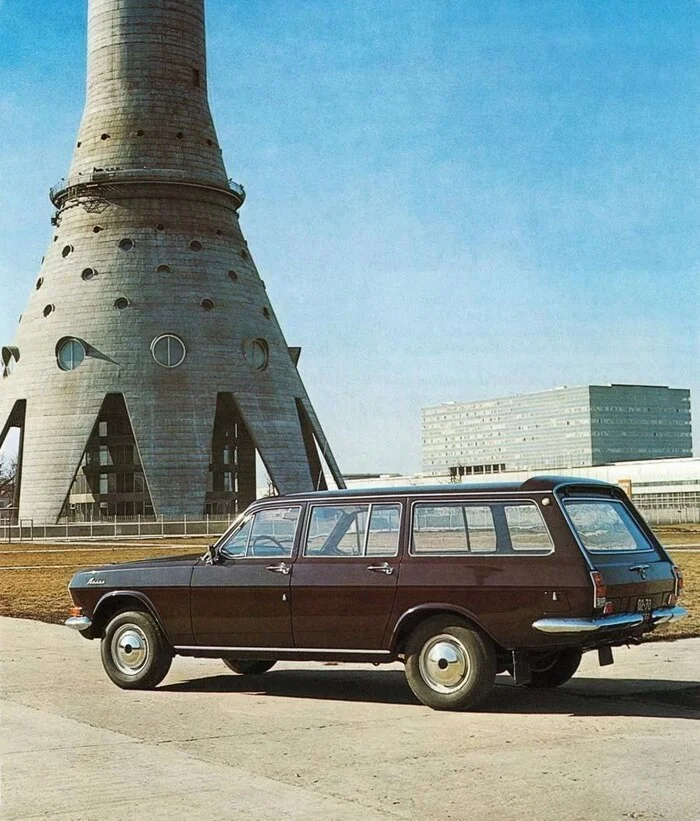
[0,0,343,522]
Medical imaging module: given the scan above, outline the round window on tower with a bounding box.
[57,338,86,372]
[151,334,186,369]
[243,338,269,371]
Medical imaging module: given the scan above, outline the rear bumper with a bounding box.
[532,606,688,634]
[65,616,93,631]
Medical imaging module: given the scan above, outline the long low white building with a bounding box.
[344,457,700,524]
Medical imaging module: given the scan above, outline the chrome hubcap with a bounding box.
[111,625,149,675]
[419,634,470,693]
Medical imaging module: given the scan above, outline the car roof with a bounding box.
[271,475,615,501]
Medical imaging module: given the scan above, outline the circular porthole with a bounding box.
[243,338,269,371]
[43,304,55,318]
[151,334,186,369]
[62,245,73,258]
[189,240,203,251]
[93,226,102,233]
[156,224,165,231]
[216,229,223,236]
[156,264,171,273]
[176,131,184,139]
[262,306,271,319]
[114,297,130,310]
[201,298,214,311]
[81,268,97,281]
[57,338,85,371]
[228,270,238,283]
[101,133,111,140]
[136,129,145,136]
[36,277,44,290]
[119,238,134,251]
[240,248,248,260]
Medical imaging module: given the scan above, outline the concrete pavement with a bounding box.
[1,617,698,820]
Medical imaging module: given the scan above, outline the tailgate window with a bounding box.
[564,500,653,553]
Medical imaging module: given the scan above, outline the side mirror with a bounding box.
[205,543,218,565]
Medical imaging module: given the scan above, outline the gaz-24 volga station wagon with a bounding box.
[66,477,687,711]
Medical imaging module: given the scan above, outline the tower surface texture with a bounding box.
[0,0,344,523]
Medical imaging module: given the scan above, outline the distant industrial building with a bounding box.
[422,384,692,477]
[344,457,700,525]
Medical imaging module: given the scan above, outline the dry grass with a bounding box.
[0,530,697,641]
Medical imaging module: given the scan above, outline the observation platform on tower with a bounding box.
[50,169,246,210]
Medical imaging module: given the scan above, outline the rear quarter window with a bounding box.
[411,500,552,555]
[564,499,653,553]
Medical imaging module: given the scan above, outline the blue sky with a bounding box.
[1,0,698,473]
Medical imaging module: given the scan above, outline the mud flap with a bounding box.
[511,650,532,685]
[598,646,614,667]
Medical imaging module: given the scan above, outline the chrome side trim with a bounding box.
[651,606,688,626]
[173,645,392,656]
[65,616,93,631]
[532,613,645,634]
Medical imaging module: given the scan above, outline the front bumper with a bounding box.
[532,605,688,634]
[65,615,93,631]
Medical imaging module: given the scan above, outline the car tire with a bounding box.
[524,649,582,688]
[100,609,172,690]
[404,616,496,711]
[223,659,277,675]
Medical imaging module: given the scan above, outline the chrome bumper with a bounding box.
[532,606,688,635]
[65,616,92,631]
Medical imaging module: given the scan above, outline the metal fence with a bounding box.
[1,504,698,543]
[0,515,237,543]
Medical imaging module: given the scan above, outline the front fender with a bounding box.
[91,590,167,638]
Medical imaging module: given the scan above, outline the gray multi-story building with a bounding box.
[422,384,692,477]
[0,0,344,523]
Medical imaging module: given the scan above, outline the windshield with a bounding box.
[563,499,654,553]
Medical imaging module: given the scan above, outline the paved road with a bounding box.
[1,617,698,821]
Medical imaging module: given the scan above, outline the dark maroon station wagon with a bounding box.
[66,477,686,710]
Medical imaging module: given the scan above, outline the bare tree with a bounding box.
[0,455,17,506]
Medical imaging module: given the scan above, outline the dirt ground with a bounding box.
[0,527,697,639]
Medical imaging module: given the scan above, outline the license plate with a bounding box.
[636,597,653,613]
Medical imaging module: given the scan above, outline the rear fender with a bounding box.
[390,603,497,654]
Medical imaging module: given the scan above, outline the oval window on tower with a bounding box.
[151,334,186,369]
[57,338,86,372]
[243,338,269,371]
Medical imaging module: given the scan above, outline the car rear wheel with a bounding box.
[520,648,582,688]
[223,659,277,675]
[100,610,172,690]
[404,616,496,711]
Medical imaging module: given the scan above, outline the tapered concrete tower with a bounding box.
[0,0,344,523]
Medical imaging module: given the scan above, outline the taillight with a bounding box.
[672,565,684,599]
[590,571,606,609]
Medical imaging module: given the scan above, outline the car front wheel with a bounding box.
[100,610,172,690]
[223,659,277,675]
[404,616,496,711]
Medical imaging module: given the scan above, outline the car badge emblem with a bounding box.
[87,577,105,586]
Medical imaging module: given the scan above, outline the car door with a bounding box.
[190,505,303,648]
[291,501,402,649]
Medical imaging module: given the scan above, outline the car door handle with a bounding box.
[367,563,394,575]
[266,562,291,575]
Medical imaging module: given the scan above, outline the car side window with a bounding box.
[412,501,551,555]
[366,503,402,557]
[305,505,368,556]
[220,517,253,558]
[248,507,301,558]
[504,503,554,553]
[412,504,496,554]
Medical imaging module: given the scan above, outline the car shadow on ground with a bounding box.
[159,669,700,719]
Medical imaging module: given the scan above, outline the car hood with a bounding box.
[70,552,203,583]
